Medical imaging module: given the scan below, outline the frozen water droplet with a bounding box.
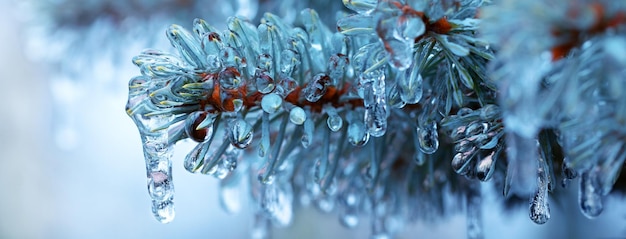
[184,111,215,142]
[184,141,209,173]
[229,119,253,149]
[397,67,423,104]
[348,121,370,146]
[261,93,283,114]
[276,76,297,97]
[417,120,439,154]
[326,108,343,132]
[342,0,377,14]
[399,15,426,40]
[303,73,330,102]
[254,69,275,94]
[220,46,243,67]
[530,156,551,224]
[302,118,315,148]
[579,171,603,218]
[151,199,175,223]
[465,122,488,137]
[289,106,306,125]
[218,67,243,89]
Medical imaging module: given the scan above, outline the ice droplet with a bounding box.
[386,84,406,108]
[326,108,343,132]
[475,150,497,181]
[579,171,603,218]
[303,73,330,102]
[417,120,439,154]
[261,93,283,114]
[480,104,500,120]
[348,121,370,147]
[229,119,253,149]
[289,106,306,125]
[397,67,423,104]
[254,69,275,94]
[218,67,243,89]
[184,141,209,173]
[184,111,215,142]
[340,212,359,228]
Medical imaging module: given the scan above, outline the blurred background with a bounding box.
[1,0,625,238]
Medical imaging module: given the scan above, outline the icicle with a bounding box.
[466,183,484,239]
[219,166,243,214]
[579,170,603,218]
[397,64,423,105]
[229,118,254,149]
[326,107,343,132]
[260,182,294,227]
[302,73,330,102]
[289,106,306,125]
[134,114,176,224]
[302,114,315,148]
[417,120,439,154]
[529,155,551,224]
[361,71,387,137]
[261,93,283,114]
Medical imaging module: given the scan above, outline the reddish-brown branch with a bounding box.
[551,4,626,61]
